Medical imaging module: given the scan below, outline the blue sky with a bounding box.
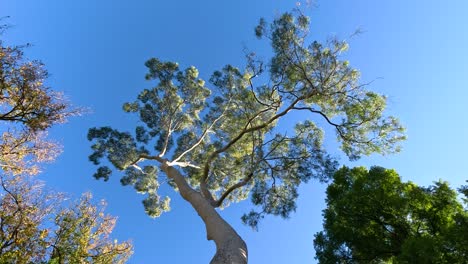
[2,0,468,263]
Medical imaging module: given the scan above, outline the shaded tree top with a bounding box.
[88,11,405,225]
[314,166,468,263]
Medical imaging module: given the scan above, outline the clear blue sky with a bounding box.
[2,0,468,263]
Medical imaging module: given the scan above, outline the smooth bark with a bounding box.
[162,164,248,264]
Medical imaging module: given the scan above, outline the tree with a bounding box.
[314,166,468,263]
[0,24,132,263]
[49,192,132,264]
[0,174,55,263]
[0,24,80,176]
[88,11,405,263]
[0,174,133,263]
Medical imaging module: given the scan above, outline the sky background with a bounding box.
[1,0,468,263]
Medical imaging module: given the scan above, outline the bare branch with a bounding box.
[291,106,374,145]
[248,74,271,108]
[291,106,346,138]
[172,107,228,164]
[167,161,201,169]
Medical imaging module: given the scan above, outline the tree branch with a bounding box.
[201,94,307,184]
[172,106,228,164]
[214,172,254,208]
[291,106,347,139]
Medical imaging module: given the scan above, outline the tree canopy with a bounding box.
[314,166,468,263]
[88,11,405,220]
[0,174,133,263]
[0,26,80,175]
[0,24,132,263]
[87,11,405,263]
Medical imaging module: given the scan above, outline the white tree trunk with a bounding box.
[163,165,248,264]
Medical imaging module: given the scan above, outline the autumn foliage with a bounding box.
[0,25,132,263]
[0,35,80,175]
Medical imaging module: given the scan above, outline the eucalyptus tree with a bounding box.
[88,11,405,263]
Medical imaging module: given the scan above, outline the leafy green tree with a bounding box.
[88,11,405,263]
[314,166,468,263]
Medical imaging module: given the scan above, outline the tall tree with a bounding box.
[314,166,468,263]
[88,11,405,263]
[0,174,133,263]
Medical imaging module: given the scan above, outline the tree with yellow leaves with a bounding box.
[0,23,133,263]
[0,24,80,176]
[0,174,133,264]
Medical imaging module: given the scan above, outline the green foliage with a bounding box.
[88,11,405,228]
[314,166,468,263]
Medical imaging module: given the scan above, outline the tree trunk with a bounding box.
[162,165,248,264]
